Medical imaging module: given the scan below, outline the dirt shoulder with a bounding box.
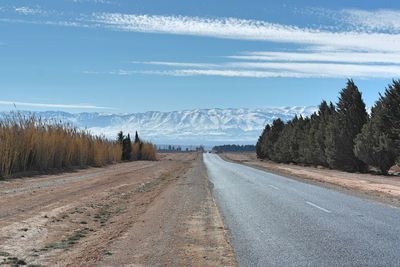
[222,152,400,207]
[0,153,236,266]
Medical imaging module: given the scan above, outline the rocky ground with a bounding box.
[0,153,236,267]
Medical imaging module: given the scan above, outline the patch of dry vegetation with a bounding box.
[0,114,122,178]
[132,142,157,161]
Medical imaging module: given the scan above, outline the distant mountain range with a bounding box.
[1,107,317,145]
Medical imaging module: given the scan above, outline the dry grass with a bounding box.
[131,142,157,161]
[0,113,121,178]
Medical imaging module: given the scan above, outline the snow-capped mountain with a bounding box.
[1,107,317,145]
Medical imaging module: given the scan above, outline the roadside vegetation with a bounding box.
[256,79,400,175]
[213,144,256,153]
[117,131,157,161]
[0,114,121,178]
[0,115,157,178]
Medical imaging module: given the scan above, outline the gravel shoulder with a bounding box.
[222,152,400,207]
[0,153,236,266]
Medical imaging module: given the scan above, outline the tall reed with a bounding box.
[131,142,157,161]
[0,113,121,178]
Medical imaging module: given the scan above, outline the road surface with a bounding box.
[204,153,400,267]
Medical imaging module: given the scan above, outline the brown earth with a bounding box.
[0,153,236,267]
[222,152,400,207]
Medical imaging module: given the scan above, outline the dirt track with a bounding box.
[223,152,400,207]
[0,153,236,266]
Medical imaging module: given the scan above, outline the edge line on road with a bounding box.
[306,201,331,213]
[268,184,279,190]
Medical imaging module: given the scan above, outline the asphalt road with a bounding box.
[203,153,400,267]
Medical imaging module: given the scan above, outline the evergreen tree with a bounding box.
[355,80,400,174]
[256,124,270,158]
[256,119,285,160]
[134,131,140,144]
[122,134,132,161]
[117,131,125,146]
[264,119,285,160]
[272,120,292,163]
[304,112,321,165]
[315,102,331,165]
[325,80,368,172]
[298,116,312,165]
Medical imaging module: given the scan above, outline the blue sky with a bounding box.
[1,0,400,113]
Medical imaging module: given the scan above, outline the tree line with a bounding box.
[256,79,400,175]
[213,144,256,153]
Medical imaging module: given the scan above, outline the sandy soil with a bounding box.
[222,152,400,207]
[0,153,236,267]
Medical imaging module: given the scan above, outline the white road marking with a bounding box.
[268,184,279,190]
[306,201,331,213]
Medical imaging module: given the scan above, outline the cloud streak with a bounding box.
[131,61,219,68]
[14,6,43,15]
[2,8,400,53]
[340,9,400,33]
[0,100,113,110]
[3,7,400,79]
[228,51,400,65]
[85,60,400,79]
[89,13,400,53]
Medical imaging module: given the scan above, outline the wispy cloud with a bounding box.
[340,9,400,33]
[2,8,400,53]
[88,13,400,53]
[14,6,43,16]
[69,0,115,4]
[132,61,219,68]
[3,7,400,79]
[225,62,400,78]
[85,12,400,78]
[228,51,400,64]
[0,100,113,110]
[86,63,400,79]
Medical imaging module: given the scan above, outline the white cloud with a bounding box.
[0,100,113,110]
[158,69,306,78]
[14,6,43,15]
[89,13,400,53]
[228,51,400,64]
[341,9,400,33]
[4,7,400,80]
[132,61,219,68]
[70,0,114,4]
[85,61,400,78]
[225,62,400,78]
[3,9,400,53]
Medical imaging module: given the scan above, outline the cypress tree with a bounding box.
[134,131,140,144]
[266,119,285,160]
[304,112,321,165]
[298,116,313,165]
[122,134,132,161]
[355,80,400,174]
[256,124,270,158]
[257,119,285,160]
[312,101,334,166]
[117,131,124,145]
[272,120,292,163]
[325,80,368,172]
